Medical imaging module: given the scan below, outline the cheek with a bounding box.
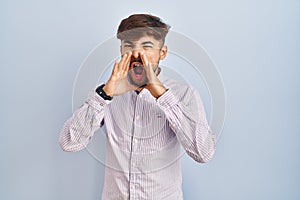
[123,49,131,54]
[145,52,160,62]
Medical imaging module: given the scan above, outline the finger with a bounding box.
[123,51,132,72]
[118,52,128,69]
[141,52,156,75]
[112,60,119,74]
[140,52,149,67]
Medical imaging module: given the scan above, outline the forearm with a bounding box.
[59,88,109,152]
[157,88,216,163]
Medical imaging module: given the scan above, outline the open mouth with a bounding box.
[130,61,144,79]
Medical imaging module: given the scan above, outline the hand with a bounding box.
[140,52,167,98]
[103,52,137,96]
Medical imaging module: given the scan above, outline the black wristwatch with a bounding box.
[95,84,113,101]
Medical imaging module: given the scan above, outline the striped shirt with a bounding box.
[59,72,216,200]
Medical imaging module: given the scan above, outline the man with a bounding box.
[59,14,216,200]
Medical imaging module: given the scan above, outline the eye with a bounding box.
[124,42,132,49]
[143,45,153,49]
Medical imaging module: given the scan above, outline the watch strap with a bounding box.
[95,84,113,101]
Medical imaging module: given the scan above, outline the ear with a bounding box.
[159,45,168,60]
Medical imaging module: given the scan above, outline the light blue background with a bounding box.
[1,0,299,199]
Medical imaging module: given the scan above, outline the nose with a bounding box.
[132,47,142,58]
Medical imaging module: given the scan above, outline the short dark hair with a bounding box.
[117,14,170,43]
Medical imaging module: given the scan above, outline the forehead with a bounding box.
[121,35,161,45]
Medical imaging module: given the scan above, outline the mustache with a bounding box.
[130,56,142,63]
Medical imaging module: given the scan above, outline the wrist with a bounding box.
[147,84,167,98]
[96,84,113,100]
[102,81,117,96]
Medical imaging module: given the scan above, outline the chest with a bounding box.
[105,93,175,152]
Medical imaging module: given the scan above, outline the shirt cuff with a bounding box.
[157,89,179,109]
[85,85,112,111]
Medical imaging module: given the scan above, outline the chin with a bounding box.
[128,73,148,88]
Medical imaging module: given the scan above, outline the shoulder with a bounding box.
[162,78,195,93]
[162,77,198,101]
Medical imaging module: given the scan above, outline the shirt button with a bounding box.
[136,115,140,120]
[100,103,104,106]
[133,139,138,144]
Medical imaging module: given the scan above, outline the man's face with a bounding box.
[120,35,167,88]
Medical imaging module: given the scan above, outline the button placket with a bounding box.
[129,91,146,199]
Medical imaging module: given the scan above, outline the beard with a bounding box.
[127,72,149,88]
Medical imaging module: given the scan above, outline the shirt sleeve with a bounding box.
[59,85,111,152]
[157,86,216,163]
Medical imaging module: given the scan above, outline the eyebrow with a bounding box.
[123,40,154,46]
[123,40,133,44]
[141,41,154,46]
